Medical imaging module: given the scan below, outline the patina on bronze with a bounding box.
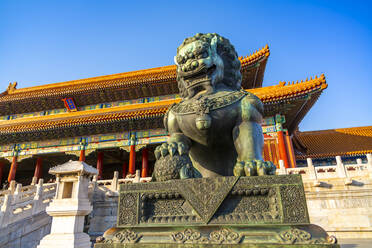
[95,34,339,248]
[153,33,275,180]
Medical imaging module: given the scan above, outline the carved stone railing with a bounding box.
[278,154,372,186]
[0,179,57,228]
[0,169,152,231]
[92,170,152,193]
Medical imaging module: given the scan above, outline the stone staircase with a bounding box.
[0,180,56,248]
[0,171,151,248]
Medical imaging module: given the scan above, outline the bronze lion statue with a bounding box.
[153,33,275,181]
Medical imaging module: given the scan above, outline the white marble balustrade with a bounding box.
[279,154,372,186]
[0,169,152,230]
[0,179,57,228]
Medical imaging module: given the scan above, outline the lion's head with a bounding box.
[175,33,242,99]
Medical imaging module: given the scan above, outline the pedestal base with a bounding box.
[95,175,339,247]
[95,224,338,247]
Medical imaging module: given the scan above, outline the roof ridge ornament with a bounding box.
[278,74,327,87]
[7,82,17,94]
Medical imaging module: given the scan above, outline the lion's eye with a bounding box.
[195,45,202,53]
[176,56,184,64]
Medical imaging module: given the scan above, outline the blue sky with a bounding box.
[0,0,370,131]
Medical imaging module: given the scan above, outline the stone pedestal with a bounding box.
[38,160,97,248]
[95,175,339,247]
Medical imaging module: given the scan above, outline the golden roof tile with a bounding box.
[248,74,327,103]
[296,125,372,159]
[0,99,177,133]
[239,44,270,66]
[0,46,270,103]
[0,75,326,135]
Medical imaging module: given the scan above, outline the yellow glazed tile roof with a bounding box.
[0,45,270,102]
[248,74,327,103]
[239,44,270,67]
[0,99,178,134]
[0,75,326,135]
[296,126,372,159]
[0,65,177,102]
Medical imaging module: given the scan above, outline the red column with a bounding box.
[285,131,297,168]
[141,148,149,178]
[96,151,104,180]
[128,144,136,175]
[79,149,85,162]
[122,162,128,178]
[33,157,43,180]
[0,162,4,184]
[7,156,18,182]
[277,130,290,168]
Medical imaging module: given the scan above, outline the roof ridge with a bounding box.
[2,46,270,96]
[6,65,176,95]
[277,74,326,87]
[239,44,270,65]
[251,74,327,102]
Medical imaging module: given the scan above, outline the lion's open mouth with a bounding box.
[181,65,216,90]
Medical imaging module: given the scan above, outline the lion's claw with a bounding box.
[233,161,245,176]
[168,142,177,157]
[155,141,190,159]
[256,160,266,176]
[234,160,276,177]
[177,142,188,155]
[154,146,161,160]
[244,161,257,176]
[160,143,169,157]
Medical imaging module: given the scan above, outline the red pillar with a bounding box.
[34,157,43,180]
[0,162,4,184]
[7,156,18,182]
[128,144,136,175]
[79,149,85,162]
[277,130,290,168]
[96,151,104,180]
[122,162,128,178]
[285,131,297,168]
[141,148,149,178]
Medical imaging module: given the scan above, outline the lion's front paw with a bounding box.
[153,141,199,181]
[233,160,276,177]
[154,142,189,160]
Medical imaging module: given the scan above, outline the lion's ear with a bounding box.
[174,56,179,66]
[210,35,218,56]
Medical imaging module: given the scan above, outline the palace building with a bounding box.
[0,45,369,186]
[295,125,372,166]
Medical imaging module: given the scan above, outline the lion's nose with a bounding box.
[183,60,199,72]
